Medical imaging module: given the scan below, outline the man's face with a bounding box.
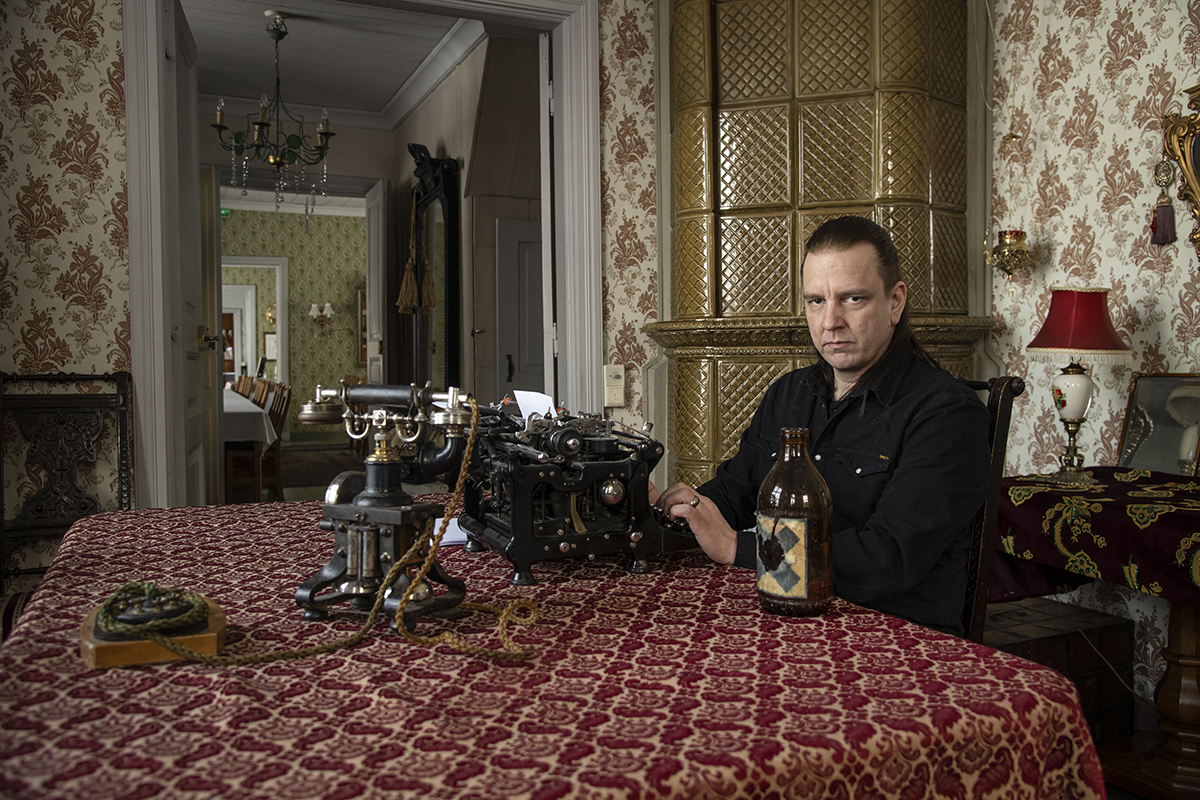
[802,242,907,395]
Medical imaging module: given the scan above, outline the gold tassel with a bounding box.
[396,189,421,314]
[396,261,419,314]
[419,263,439,310]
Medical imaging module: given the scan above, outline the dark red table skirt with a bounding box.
[992,467,1200,607]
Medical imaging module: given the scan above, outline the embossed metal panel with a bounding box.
[880,92,930,201]
[660,0,983,488]
[800,99,874,204]
[718,105,791,209]
[717,0,790,103]
[932,101,967,207]
[672,0,711,111]
[674,107,712,214]
[670,358,711,460]
[880,0,928,86]
[930,0,966,103]
[933,211,968,313]
[719,213,792,316]
[794,0,871,95]
[674,215,714,319]
[718,360,791,460]
[878,204,932,312]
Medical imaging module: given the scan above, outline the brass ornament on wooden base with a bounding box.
[1162,82,1200,263]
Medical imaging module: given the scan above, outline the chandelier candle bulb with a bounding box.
[755,428,834,617]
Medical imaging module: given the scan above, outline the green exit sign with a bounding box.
[220,208,230,218]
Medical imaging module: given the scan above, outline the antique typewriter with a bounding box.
[293,382,695,625]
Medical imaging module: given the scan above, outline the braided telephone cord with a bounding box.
[93,396,540,665]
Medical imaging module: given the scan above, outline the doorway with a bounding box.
[127,0,602,506]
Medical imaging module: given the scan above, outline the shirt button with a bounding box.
[814,454,822,461]
[855,467,862,474]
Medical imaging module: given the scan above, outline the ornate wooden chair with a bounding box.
[234,375,254,397]
[1,372,132,591]
[251,379,272,408]
[960,375,1026,642]
[261,384,293,501]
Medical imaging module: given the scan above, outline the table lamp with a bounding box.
[1026,287,1131,486]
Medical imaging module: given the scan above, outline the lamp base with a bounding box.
[1039,465,1098,487]
[1043,416,1097,487]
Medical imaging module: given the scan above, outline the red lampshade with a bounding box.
[1026,287,1131,365]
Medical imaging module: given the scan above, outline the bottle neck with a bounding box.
[778,428,809,460]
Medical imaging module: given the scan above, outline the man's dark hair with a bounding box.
[803,215,937,405]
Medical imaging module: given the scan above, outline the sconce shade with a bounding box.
[1026,287,1131,365]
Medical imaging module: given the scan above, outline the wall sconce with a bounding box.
[309,302,333,335]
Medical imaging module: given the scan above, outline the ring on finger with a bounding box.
[689,495,700,508]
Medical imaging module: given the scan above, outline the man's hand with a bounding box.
[652,481,738,565]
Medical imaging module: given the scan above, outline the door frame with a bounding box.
[127,0,601,506]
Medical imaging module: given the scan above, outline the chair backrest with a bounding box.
[234,375,253,397]
[960,375,1025,642]
[268,383,292,440]
[251,379,272,408]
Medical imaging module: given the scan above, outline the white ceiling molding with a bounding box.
[383,19,486,128]
[197,19,485,131]
[219,187,366,216]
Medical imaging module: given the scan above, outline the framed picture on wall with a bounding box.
[264,331,278,362]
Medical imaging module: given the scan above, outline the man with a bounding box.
[654,216,989,636]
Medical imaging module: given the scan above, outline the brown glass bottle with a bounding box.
[755,427,833,616]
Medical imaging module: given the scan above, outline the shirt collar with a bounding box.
[805,347,917,407]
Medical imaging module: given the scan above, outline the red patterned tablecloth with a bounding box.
[1,501,1104,799]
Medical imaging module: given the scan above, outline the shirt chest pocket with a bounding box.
[834,448,894,478]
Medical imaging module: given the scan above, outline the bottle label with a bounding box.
[756,513,809,599]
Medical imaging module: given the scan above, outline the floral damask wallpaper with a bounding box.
[990,0,1198,703]
[0,0,128,591]
[600,0,658,427]
[0,0,128,376]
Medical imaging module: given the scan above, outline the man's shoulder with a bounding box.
[897,359,986,408]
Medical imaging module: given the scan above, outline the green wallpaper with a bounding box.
[221,210,367,434]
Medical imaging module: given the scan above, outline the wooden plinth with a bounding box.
[80,597,226,669]
[1103,601,1200,799]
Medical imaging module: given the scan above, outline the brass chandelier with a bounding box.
[211,11,334,213]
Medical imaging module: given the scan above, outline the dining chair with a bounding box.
[251,379,272,408]
[234,375,254,398]
[260,384,292,501]
[959,375,1026,643]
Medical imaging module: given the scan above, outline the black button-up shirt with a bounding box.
[699,349,990,636]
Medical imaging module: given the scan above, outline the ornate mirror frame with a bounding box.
[1116,372,1200,476]
[1163,83,1200,262]
[405,143,461,388]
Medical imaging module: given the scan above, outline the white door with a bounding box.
[198,167,222,505]
[126,0,207,507]
[495,220,544,393]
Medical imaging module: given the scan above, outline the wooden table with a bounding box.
[223,388,275,445]
[995,467,1200,799]
[0,501,1104,799]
